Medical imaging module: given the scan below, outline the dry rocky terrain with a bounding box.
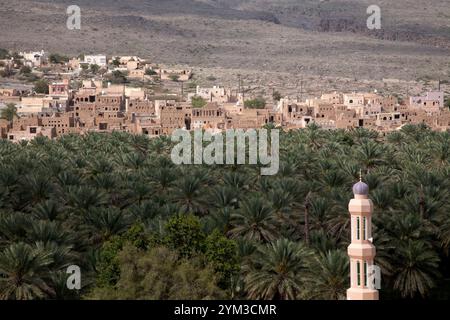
[1,0,449,97]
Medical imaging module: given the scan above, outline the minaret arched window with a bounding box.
[356,217,360,240]
[356,261,361,286]
[364,262,368,287]
[363,217,367,240]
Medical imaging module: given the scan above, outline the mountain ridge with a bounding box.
[0,0,449,81]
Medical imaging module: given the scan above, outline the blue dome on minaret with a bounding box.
[353,181,369,195]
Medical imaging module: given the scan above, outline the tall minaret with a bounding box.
[347,178,379,300]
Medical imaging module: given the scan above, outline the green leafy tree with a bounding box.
[204,230,239,284]
[88,245,226,299]
[20,66,32,74]
[95,224,150,287]
[272,91,282,102]
[0,48,9,59]
[445,98,450,109]
[90,64,100,74]
[95,236,124,288]
[145,69,157,76]
[49,54,69,64]
[163,214,205,258]
[0,65,14,77]
[34,79,49,94]
[244,97,266,109]
[0,103,18,125]
[192,96,207,108]
[109,70,128,84]
[169,74,180,82]
[112,58,120,67]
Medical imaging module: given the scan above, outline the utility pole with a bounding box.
[300,75,304,102]
[181,81,184,101]
[238,74,241,95]
[295,65,304,102]
[296,76,305,102]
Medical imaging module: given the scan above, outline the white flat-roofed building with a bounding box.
[84,55,107,66]
[20,50,47,67]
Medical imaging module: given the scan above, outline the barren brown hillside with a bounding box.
[0,0,449,84]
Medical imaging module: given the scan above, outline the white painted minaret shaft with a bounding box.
[347,181,379,300]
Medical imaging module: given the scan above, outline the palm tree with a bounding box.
[33,241,75,272]
[63,185,108,214]
[325,199,351,242]
[0,103,18,127]
[243,238,312,299]
[438,211,450,253]
[306,250,349,300]
[206,186,238,210]
[26,220,72,246]
[18,172,52,208]
[229,196,278,242]
[349,127,379,142]
[84,207,130,242]
[122,178,152,205]
[376,212,429,243]
[149,167,177,191]
[309,230,338,255]
[370,186,394,212]
[223,171,250,190]
[386,131,404,145]
[308,196,332,232]
[304,123,324,149]
[355,139,386,172]
[268,186,294,224]
[400,124,430,142]
[0,212,30,249]
[390,239,440,298]
[48,271,81,300]
[204,207,233,234]
[129,134,150,155]
[172,173,207,214]
[0,243,53,300]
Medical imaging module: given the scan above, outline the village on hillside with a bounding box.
[1,50,450,142]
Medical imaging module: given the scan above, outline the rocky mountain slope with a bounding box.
[0,0,449,82]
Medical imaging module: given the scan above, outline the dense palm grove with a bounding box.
[0,124,450,300]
